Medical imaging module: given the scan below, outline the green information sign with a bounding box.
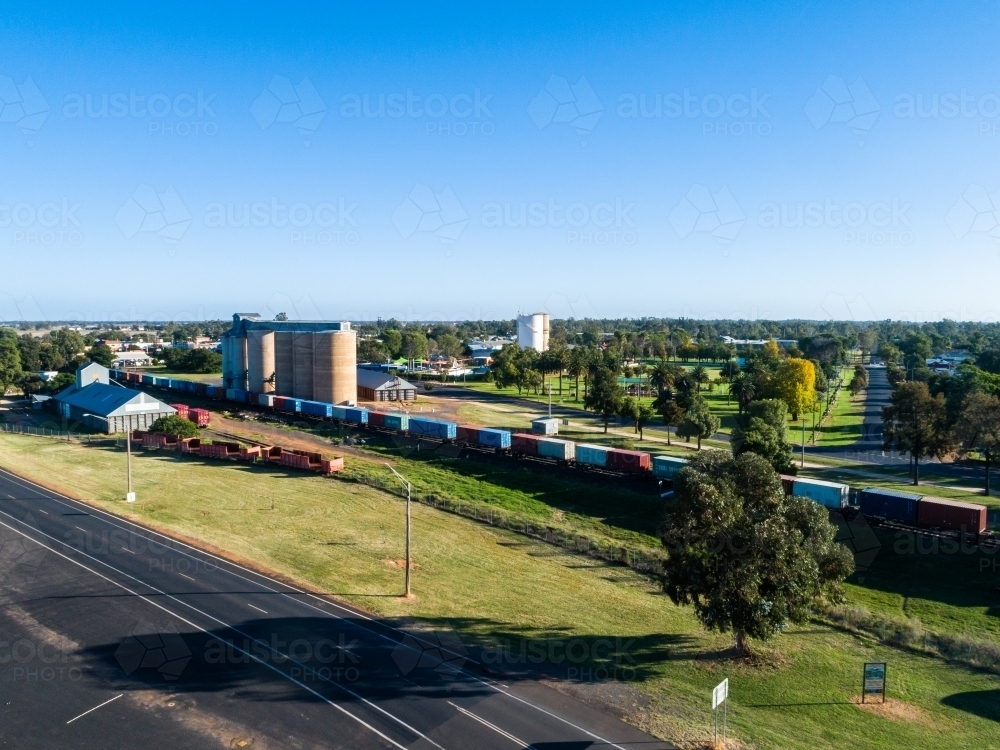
[863,662,886,703]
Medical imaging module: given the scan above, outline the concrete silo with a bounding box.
[273,331,295,396]
[247,330,276,393]
[292,331,315,401]
[313,330,357,405]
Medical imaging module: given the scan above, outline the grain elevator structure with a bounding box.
[222,314,357,406]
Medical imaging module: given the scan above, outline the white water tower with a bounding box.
[517,312,550,352]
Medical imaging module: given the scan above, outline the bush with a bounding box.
[148,414,199,438]
[161,347,221,374]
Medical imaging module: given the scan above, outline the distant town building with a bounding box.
[719,336,797,349]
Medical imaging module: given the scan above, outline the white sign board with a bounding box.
[712,678,728,709]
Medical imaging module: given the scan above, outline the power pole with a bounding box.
[801,417,806,468]
[126,426,135,503]
[387,465,412,597]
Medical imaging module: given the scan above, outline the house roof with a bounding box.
[356,367,416,391]
[55,383,175,418]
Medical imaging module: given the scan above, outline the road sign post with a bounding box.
[862,662,886,704]
[712,678,729,744]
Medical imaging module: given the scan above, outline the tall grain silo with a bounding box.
[227,334,249,390]
[292,331,314,400]
[313,330,357,405]
[274,331,295,396]
[247,330,276,393]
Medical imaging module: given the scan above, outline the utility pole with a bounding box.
[126,425,135,503]
[801,417,806,468]
[386,465,412,597]
[547,381,552,417]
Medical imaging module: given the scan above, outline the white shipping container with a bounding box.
[537,437,575,461]
[531,418,559,435]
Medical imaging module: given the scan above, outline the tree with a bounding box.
[691,365,709,392]
[660,451,854,656]
[618,396,639,433]
[731,399,794,473]
[358,338,389,363]
[88,344,115,368]
[490,343,522,392]
[774,358,817,421]
[635,403,654,440]
[567,347,591,401]
[274,312,289,321]
[654,393,685,445]
[649,361,678,395]
[954,391,1000,496]
[728,372,756,414]
[584,366,624,432]
[433,332,464,359]
[677,395,720,450]
[0,330,23,395]
[400,330,428,361]
[46,372,76,394]
[382,329,403,358]
[877,342,902,366]
[882,381,952,485]
[849,365,869,399]
[149,414,199,439]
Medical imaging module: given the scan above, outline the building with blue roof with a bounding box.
[53,363,176,433]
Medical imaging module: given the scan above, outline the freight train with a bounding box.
[110,369,690,480]
[113,369,991,537]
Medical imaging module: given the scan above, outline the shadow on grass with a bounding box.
[940,689,1000,723]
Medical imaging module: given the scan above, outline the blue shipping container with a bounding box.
[408,417,456,439]
[576,444,610,467]
[301,401,333,418]
[383,413,408,431]
[330,406,347,420]
[344,407,369,425]
[792,477,849,509]
[477,428,512,449]
[141,374,155,385]
[859,487,922,523]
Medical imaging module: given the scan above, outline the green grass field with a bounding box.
[0,432,998,749]
[816,370,866,447]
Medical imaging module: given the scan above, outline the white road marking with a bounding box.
[178,572,196,581]
[448,702,529,748]
[0,469,630,750]
[75,525,85,531]
[0,512,442,750]
[37,509,48,514]
[66,694,123,724]
[120,547,135,554]
[247,603,268,613]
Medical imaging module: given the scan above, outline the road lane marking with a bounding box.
[0,467,630,750]
[0,512,442,750]
[37,509,48,514]
[247,603,268,613]
[67,694,123,724]
[178,573,195,581]
[447,702,529,748]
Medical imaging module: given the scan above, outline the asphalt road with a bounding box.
[0,467,675,750]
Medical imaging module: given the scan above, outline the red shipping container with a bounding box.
[917,497,987,534]
[456,425,481,443]
[177,438,201,453]
[239,446,261,462]
[280,452,312,471]
[321,457,345,474]
[511,433,540,456]
[780,475,796,496]
[188,408,210,427]
[368,412,386,428]
[606,449,651,474]
[171,403,190,419]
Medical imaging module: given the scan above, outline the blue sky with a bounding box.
[2,2,1000,323]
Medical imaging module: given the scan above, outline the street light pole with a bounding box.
[126,426,135,503]
[801,417,806,468]
[387,465,412,597]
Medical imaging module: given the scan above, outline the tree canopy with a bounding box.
[660,451,853,656]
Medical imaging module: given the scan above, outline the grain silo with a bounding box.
[273,331,295,396]
[292,331,314,400]
[223,314,357,404]
[247,330,276,393]
[313,329,357,405]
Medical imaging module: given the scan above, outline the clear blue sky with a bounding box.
[1,2,999,323]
